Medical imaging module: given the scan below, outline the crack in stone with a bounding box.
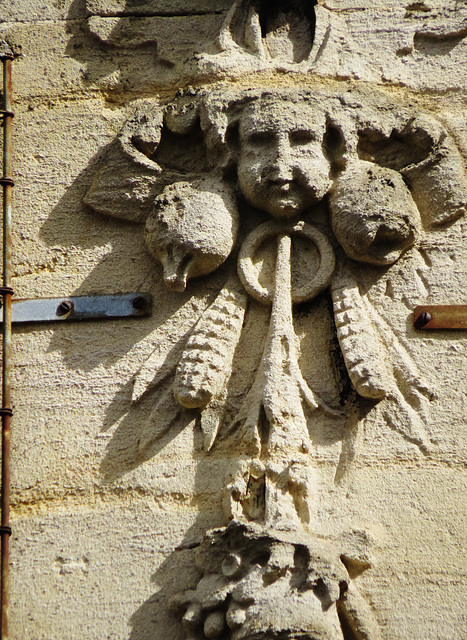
[86,11,226,18]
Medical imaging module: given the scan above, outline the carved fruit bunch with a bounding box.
[168,526,345,640]
[169,522,379,640]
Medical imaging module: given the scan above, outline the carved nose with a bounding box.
[266,134,292,177]
[270,158,293,183]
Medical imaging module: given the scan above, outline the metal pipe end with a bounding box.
[56,300,74,317]
[0,41,14,61]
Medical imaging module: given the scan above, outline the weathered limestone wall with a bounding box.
[1,1,467,639]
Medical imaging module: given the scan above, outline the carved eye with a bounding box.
[289,129,316,146]
[246,131,275,146]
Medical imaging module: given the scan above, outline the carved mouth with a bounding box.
[267,182,301,204]
[369,221,416,262]
[241,634,322,640]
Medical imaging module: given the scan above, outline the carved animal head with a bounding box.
[330,161,421,265]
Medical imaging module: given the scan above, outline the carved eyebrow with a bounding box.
[289,129,317,144]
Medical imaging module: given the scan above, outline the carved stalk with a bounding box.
[174,277,248,450]
[263,233,312,455]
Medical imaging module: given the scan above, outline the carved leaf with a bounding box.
[200,393,228,453]
[137,380,182,459]
[367,300,434,453]
[84,106,165,223]
[84,137,164,223]
[331,262,392,401]
[174,278,248,411]
[332,260,433,453]
[338,581,383,640]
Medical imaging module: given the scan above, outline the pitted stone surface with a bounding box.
[4,2,467,639]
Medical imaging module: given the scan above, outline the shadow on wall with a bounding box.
[66,0,159,92]
[126,452,235,640]
[36,138,237,640]
[64,0,229,93]
[38,141,166,369]
[64,0,321,94]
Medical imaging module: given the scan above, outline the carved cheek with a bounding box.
[291,155,332,203]
[291,146,328,179]
[238,157,267,195]
[253,154,275,177]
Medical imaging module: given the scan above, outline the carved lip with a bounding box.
[268,181,294,195]
[270,179,292,188]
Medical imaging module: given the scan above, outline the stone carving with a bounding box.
[85,86,467,638]
[236,96,330,219]
[331,261,434,454]
[78,1,467,93]
[329,161,421,266]
[174,277,248,451]
[224,219,338,526]
[218,0,317,66]
[85,87,466,454]
[145,178,239,292]
[168,521,381,640]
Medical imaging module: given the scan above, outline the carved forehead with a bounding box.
[239,98,326,136]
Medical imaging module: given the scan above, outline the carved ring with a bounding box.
[238,220,335,304]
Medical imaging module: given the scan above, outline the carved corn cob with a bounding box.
[174,278,248,410]
[331,265,391,400]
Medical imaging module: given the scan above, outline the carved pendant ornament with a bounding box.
[168,521,380,640]
[85,87,467,639]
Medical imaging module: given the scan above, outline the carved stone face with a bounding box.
[237,100,332,219]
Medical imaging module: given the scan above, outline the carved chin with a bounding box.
[264,197,305,219]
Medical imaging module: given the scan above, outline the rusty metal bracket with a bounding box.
[1,293,152,324]
[0,39,14,640]
[413,305,467,330]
